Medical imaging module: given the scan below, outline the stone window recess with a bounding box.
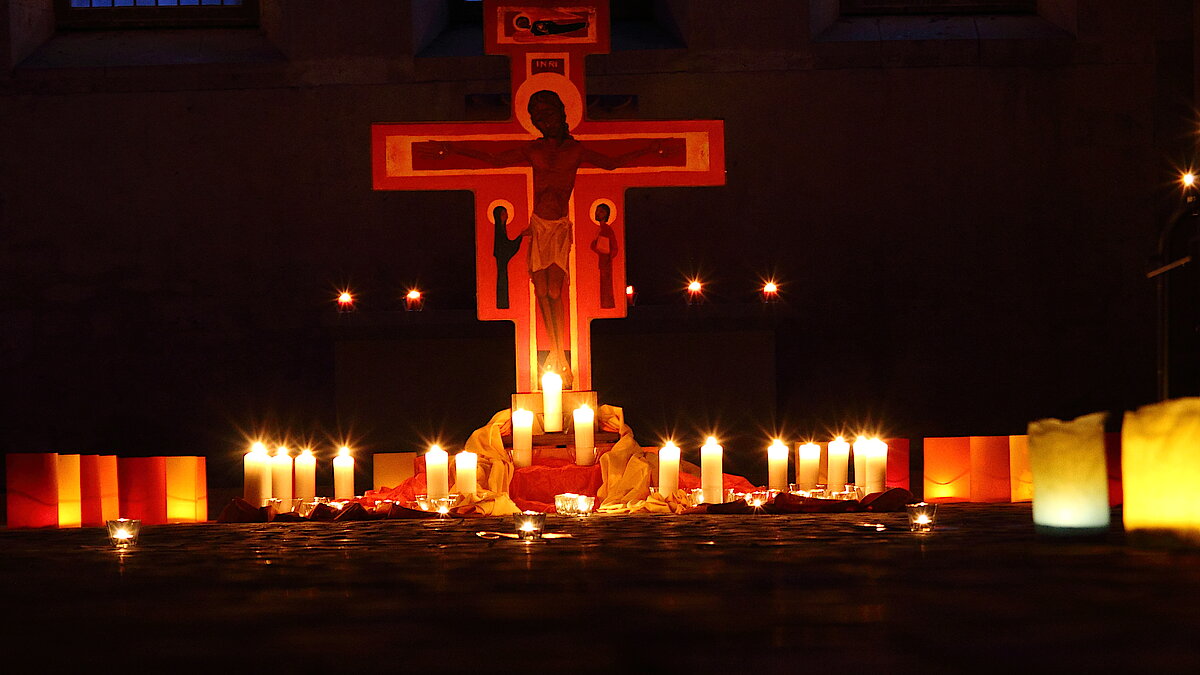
[55,0,258,29]
[841,0,1036,14]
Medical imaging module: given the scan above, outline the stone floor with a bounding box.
[3,503,1198,673]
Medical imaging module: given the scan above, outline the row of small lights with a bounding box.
[334,280,782,311]
[333,169,1196,314]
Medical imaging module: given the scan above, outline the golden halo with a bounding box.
[514,73,583,136]
[588,198,617,225]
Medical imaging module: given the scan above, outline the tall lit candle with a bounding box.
[827,436,850,489]
[573,404,595,465]
[701,437,723,504]
[243,442,271,506]
[455,451,477,496]
[271,446,293,503]
[294,448,316,501]
[659,441,680,496]
[852,436,869,487]
[865,438,888,494]
[767,439,789,491]
[797,442,821,490]
[333,446,355,500]
[542,372,563,432]
[512,408,534,468]
[426,445,449,500]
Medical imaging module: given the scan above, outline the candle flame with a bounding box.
[763,281,778,294]
[275,446,288,456]
[705,436,718,445]
[625,285,634,295]
[1184,172,1196,188]
[428,444,442,454]
[916,514,931,525]
[687,280,702,293]
[337,291,353,304]
[338,446,351,457]
[437,505,449,515]
[519,520,537,532]
[406,289,421,300]
[250,441,267,454]
[301,448,313,457]
[114,528,132,540]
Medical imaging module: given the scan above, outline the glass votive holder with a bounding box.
[415,494,433,511]
[514,511,547,540]
[906,502,939,532]
[263,497,282,510]
[554,493,595,515]
[106,518,141,548]
[744,490,771,508]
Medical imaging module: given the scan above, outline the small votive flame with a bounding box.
[519,520,537,532]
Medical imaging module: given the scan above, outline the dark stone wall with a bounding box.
[0,1,1192,484]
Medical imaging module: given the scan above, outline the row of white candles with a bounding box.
[657,435,890,504]
[244,442,356,505]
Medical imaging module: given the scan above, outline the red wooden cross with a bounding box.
[372,0,725,393]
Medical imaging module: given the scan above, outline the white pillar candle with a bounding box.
[541,371,563,432]
[426,445,449,500]
[853,436,869,487]
[573,404,595,465]
[333,446,355,500]
[271,447,293,503]
[701,437,723,504]
[827,436,850,489]
[796,442,821,490]
[865,438,888,494]
[512,408,534,468]
[243,442,271,506]
[294,448,316,501]
[455,451,477,496]
[767,439,789,491]
[658,441,680,497]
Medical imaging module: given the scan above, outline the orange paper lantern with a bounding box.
[6,453,59,528]
[923,437,971,502]
[373,452,417,490]
[79,454,120,526]
[118,456,168,525]
[968,436,1011,503]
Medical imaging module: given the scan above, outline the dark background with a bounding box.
[1,0,1197,487]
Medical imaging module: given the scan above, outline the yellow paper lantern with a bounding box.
[57,454,82,528]
[166,456,206,524]
[1122,398,1200,544]
[1008,435,1033,502]
[1027,412,1110,535]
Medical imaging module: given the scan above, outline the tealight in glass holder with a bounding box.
[514,511,547,540]
[263,497,282,511]
[554,493,595,516]
[106,518,141,548]
[906,502,939,532]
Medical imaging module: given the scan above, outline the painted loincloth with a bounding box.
[527,213,573,275]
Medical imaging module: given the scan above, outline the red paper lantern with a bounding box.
[5,453,59,528]
[884,438,910,491]
[969,436,1012,503]
[118,456,168,525]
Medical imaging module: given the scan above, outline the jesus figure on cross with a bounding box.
[435,90,666,389]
